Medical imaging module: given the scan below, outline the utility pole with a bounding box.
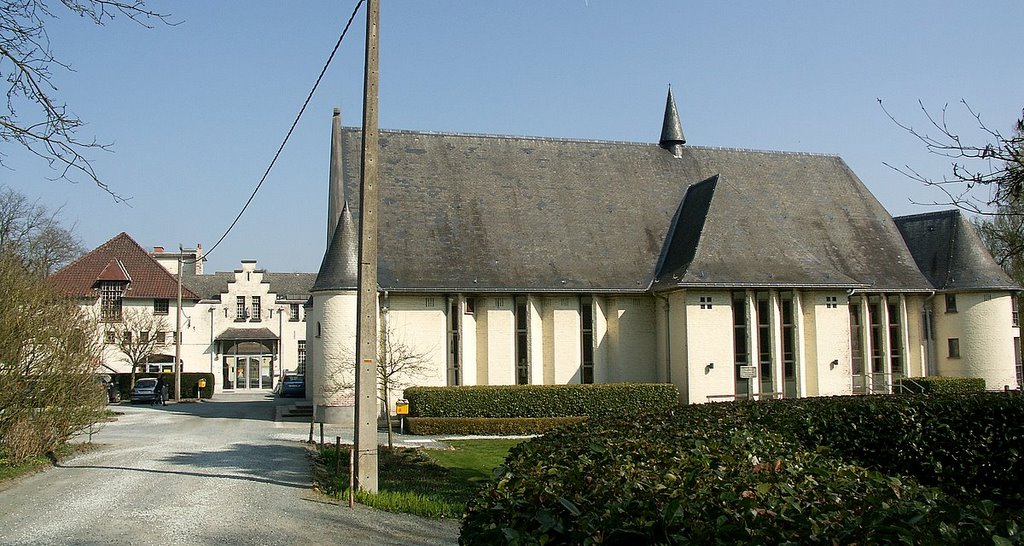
[354,0,380,492]
[175,245,183,401]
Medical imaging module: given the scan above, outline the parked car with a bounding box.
[278,375,305,398]
[130,378,167,404]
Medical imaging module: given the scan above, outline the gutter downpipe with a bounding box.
[655,293,671,386]
[209,307,215,376]
[923,291,937,377]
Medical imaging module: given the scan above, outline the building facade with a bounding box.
[50,233,314,394]
[306,91,1020,417]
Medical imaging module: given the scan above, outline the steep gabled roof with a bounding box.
[323,128,932,293]
[183,270,316,301]
[49,232,200,300]
[895,210,1018,291]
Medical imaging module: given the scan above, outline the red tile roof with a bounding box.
[49,232,200,300]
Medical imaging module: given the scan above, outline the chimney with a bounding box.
[659,86,686,158]
[153,246,164,253]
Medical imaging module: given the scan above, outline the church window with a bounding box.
[581,298,594,384]
[515,298,529,385]
[448,300,461,386]
[948,338,960,359]
[945,293,957,313]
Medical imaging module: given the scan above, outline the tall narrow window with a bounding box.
[888,301,903,378]
[781,294,796,398]
[290,303,300,321]
[100,281,125,322]
[869,300,884,392]
[515,299,529,385]
[297,340,306,376]
[251,296,261,321]
[448,300,462,386]
[945,293,958,313]
[948,338,960,358]
[732,292,750,399]
[850,302,865,394]
[236,296,246,321]
[581,298,594,384]
[756,293,772,396]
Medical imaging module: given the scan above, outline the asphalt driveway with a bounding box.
[0,393,459,545]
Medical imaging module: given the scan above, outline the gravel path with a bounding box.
[0,394,459,545]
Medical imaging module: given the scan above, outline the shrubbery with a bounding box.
[405,416,586,436]
[461,394,1024,544]
[908,375,987,394]
[404,384,678,419]
[113,372,215,399]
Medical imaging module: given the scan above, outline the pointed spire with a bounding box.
[327,107,345,245]
[313,201,359,291]
[660,86,686,157]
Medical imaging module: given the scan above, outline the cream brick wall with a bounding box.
[539,296,582,384]
[606,296,658,382]
[667,291,689,403]
[312,291,357,407]
[934,292,1018,390]
[803,291,853,397]
[384,295,446,391]
[483,297,515,385]
[681,291,735,403]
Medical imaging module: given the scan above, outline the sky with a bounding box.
[4,1,1023,274]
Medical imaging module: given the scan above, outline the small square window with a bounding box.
[105,331,115,344]
[425,297,435,308]
[124,331,132,344]
[699,296,713,310]
[464,298,476,315]
[825,296,839,309]
[154,299,169,315]
[945,293,958,313]
[948,338,961,359]
[156,331,166,345]
[139,331,149,344]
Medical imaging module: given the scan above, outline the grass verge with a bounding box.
[316,438,522,519]
[0,443,96,483]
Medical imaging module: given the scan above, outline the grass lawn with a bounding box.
[318,438,523,519]
[0,443,95,483]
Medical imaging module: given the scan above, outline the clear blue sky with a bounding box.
[5,1,1023,273]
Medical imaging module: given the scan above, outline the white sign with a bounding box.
[739,365,757,379]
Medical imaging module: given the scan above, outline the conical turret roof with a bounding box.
[659,86,686,149]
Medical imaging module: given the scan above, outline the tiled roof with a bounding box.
[317,128,932,292]
[183,270,315,300]
[49,232,200,300]
[895,210,1018,291]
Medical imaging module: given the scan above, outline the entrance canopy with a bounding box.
[217,327,279,355]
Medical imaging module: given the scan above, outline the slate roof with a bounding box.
[315,127,934,293]
[183,270,316,301]
[894,210,1018,291]
[50,232,200,300]
[216,327,279,341]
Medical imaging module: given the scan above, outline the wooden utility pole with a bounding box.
[174,245,183,401]
[354,0,380,493]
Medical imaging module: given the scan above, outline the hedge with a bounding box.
[906,376,987,394]
[461,393,1024,544]
[113,373,216,399]
[404,384,679,418]
[405,416,586,436]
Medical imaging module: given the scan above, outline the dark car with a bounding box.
[130,378,167,404]
[278,375,305,398]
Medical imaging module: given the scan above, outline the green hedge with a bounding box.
[113,373,215,399]
[907,376,987,394]
[405,416,586,436]
[461,394,1024,544]
[404,384,679,418]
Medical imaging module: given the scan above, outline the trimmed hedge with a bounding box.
[114,373,215,399]
[908,376,987,394]
[405,416,586,436]
[404,384,679,418]
[461,394,1024,544]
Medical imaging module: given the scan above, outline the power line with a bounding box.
[201,0,366,262]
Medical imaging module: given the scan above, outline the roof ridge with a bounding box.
[342,126,840,158]
[892,209,959,221]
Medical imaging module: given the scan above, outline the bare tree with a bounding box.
[103,307,168,387]
[880,99,1024,214]
[0,253,105,462]
[1,0,171,201]
[0,184,83,275]
[377,316,434,449]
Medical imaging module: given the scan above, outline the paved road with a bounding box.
[0,393,459,545]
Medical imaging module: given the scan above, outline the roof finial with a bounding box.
[660,85,686,157]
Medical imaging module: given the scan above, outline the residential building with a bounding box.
[50,233,314,394]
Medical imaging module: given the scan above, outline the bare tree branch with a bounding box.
[1,0,171,201]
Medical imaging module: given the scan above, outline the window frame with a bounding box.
[153,299,169,315]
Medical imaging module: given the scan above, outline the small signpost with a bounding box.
[739,366,757,379]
